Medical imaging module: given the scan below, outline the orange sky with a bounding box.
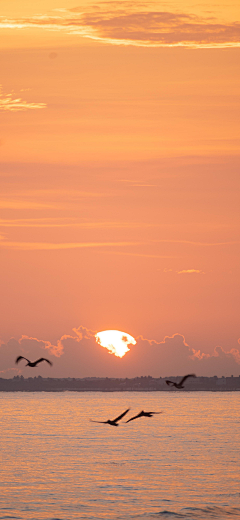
[0,0,240,377]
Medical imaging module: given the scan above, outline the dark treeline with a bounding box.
[0,375,239,392]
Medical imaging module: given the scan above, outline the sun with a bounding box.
[95,330,136,358]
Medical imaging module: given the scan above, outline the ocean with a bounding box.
[0,392,239,520]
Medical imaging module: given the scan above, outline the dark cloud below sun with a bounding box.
[0,326,239,379]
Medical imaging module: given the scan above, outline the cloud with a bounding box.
[19,335,63,357]
[154,240,240,247]
[1,4,240,48]
[79,9,240,48]
[177,269,205,274]
[105,251,177,259]
[0,327,239,378]
[0,200,59,210]
[0,86,46,112]
[0,336,56,377]
[0,218,153,229]
[163,268,205,274]
[0,190,108,212]
[0,240,142,250]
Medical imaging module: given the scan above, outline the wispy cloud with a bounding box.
[154,240,240,247]
[0,86,46,112]
[0,4,240,48]
[177,269,205,274]
[0,240,143,251]
[103,251,178,259]
[0,200,59,210]
[0,217,153,229]
[0,190,107,211]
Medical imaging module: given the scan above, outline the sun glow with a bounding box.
[95,330,136,358]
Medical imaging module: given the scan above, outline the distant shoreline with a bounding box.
[0,390,239,393]
[0,376,239,392]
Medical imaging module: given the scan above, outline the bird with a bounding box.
[166,374,196,389]
[126,410,163,423]
[15,356,53,367]
[90,408,130,426]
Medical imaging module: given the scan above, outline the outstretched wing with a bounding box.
[36,358,52,366]
[179,374,196,385]
[126,412,141,423]
[166,380,174,386]
[113,408,130,423]
[126,410,162,422]
[90,420,106,424]
[15,356,29,364]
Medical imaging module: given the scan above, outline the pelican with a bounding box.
[90,408,130,426]
[166,374,196,389]
[126,410,162,423]
[15,356,53,367]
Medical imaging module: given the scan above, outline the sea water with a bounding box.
[0,392,239,520]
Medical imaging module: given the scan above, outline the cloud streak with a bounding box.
[0,218,152,229]
[0,86,46,112]
[177,269,205,274]
[0,240,143,250]
[0,200,59,210]
[0,4,240,48]
[154,240,240,247]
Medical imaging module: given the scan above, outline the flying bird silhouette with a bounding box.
[15,356,53,367]
[126,410,163,423]
[90,408,130,426]
[166,374,196,389]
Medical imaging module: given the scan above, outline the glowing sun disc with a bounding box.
[95,330,136,358]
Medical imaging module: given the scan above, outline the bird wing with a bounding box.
[126,412,141,423]
[126,411,162,422]
[179,374,196,385]
[166,380,174,386]
[36,358,52,365]
[113,408,130,423]
[90,420,106,424]
[15,356,29,364]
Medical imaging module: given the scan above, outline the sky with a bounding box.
[0,0,240,378]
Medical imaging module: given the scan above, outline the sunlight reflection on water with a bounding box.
[0,392,239,520]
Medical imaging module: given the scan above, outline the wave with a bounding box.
[150,506,240,519]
